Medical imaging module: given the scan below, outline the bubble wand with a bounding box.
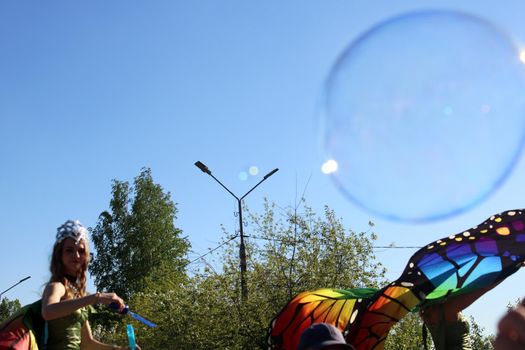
[109,303,158,328]
[127,324,136,350]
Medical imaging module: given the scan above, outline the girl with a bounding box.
[41,220,139,350]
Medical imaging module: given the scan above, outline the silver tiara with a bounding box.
[56,220,88,245]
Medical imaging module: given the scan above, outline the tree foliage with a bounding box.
[88,168,189,346]
[0,298,21,323]
[384,311,432,350]
[468,316,494,350]
[89,168,190,300]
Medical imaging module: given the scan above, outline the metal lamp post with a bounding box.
[0,276,31,299]
[195,161,278,301]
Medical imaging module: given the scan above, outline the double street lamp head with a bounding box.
[194,160,278,182]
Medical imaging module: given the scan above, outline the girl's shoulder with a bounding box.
[43,281,66,298]
[45,281,66,289]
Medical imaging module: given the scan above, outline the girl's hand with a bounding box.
[94,292,126,311]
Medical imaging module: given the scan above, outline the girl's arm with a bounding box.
[41,282,126,321]
[80,321,140,350]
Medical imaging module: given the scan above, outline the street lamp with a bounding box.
[195,161,279,301]
[0,276,31,299]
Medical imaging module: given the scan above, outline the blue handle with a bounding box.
[129,311,158,328]
[108,303,156,328]
[127,324,136,350]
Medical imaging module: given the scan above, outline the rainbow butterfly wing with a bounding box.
[346,285,423,350]
[347,209,525,349]
[0,322,39,350]
[0,301,43,350]
[268,288,377,350]
[412,209,525,305]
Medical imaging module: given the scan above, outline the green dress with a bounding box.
[45,306,93,350]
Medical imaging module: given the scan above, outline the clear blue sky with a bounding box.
[2,0,525,336]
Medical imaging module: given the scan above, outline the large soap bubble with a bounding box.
[321,10,525,222]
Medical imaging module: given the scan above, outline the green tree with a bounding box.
[90,168,190,300]
[384,311,432,350]
[88,168,190,346]
[0,298,21,322]
[468,316,494,350]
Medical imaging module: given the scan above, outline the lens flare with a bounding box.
[321,160,339,174]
